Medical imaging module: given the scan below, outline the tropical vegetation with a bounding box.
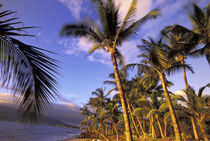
[74,1,209,141]
[0,0,209,141]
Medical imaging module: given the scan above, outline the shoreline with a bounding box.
[65,138,89,141]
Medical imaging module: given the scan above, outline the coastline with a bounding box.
[66,138,89,141]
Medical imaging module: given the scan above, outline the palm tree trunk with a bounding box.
[110,50,133,141]
[159,72,182,141]
[156,116,165,139]
[164,120,167,137]
[114,122,119,141]
[105,121,108,136]
[109,122,112,135]
[180,57,189,89]
[129,100,145,137]
[150,119,156,138]
[181,58,199,140]
[197,119,208,141]
[136,116,146,137]
[125,95,141,137]
[191,116,199,140]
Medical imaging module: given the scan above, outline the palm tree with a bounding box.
[172,85,210,141]
[133,90,165,139]
[161,27,199,139]
[105,98,122,141]
[189,3,210,64]
[60,0,159,140]
[90,88,107,134]
[126,38,194,140]
[162,3,210,65]
[0,4,58,120]
[161,27,198,89]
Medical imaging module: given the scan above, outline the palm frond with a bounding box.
[106,88,117,96]
[0,37,59,121]
[88,44,106,54]
[117,9,159,45]
[198,83,210,97]
[166,62,194,76]
[132,107,149,116]
[171,95,187,103]
[60,24,103,44]
[136,99,151,108]
[0,9,35,37]
[115,49,124,66]
[113,0,137,47]
[147,109,159,119]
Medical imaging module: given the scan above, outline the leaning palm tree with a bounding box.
[0,4,59,120]
[125,38,194,140]
[172,85,210,141]
[161,28,200,139]
[60,0,159,140]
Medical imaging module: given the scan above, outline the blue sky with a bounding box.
[1,0,209,107]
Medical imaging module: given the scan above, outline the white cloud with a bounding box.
[0,93,23,104]
[58,0,82,20]
[59,0,198,66]
[119,40,140,64]
[114,0,152,20]
[59,37,91,56]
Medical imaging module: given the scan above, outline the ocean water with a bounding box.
[0,121,81,141]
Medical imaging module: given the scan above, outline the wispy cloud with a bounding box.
[58,37,91,56]
[58,0,83,20]
[114,0,152,20]
[58,0,207,66]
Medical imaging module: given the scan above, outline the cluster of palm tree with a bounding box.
[0,0,209,141]
[60,0,209,140]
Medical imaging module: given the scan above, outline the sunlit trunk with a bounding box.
[136,116,145,137]
[197,119,208,141]
[130,100,145,137]
[159,72,182,141]
[181,58,199,140]
[164,119,167,137]
[110,49,133,141]
[191,116,199,140]
[113,122,119,141]
[125,95,141,137]
[150,118,156,138]
[180,57,189,89]
[156,116,165,139]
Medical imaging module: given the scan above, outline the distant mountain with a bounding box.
[0,94,84,128]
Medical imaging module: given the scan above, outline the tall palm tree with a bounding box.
[161,28,199,139]
[60,0,159,140]
[0,4,59,120]
[126,38,194,140]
